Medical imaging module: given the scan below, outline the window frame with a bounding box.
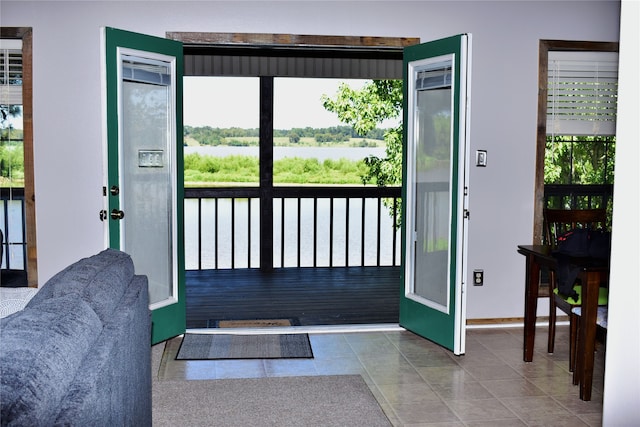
[533,39,618,244]
[1,27,36,286]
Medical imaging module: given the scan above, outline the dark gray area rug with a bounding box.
[152,375,391,427]
[176,333,313,360]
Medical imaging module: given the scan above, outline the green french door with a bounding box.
[400,34,471,355]
[103,27,185,344]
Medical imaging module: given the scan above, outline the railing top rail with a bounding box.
[0,188,26,199]
[544,184,613,196]
[185,185,402,199]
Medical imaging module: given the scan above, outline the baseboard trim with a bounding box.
[466,316,570,329]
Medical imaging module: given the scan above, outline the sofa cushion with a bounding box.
[0,295,102,426]
[54,275,152,426]
[27,249,134,323]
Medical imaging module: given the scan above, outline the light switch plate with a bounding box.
[475,150,487,167]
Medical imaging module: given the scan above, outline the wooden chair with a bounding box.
[571,306,609,385]
[543,208,609,370]
[571,305,607,400]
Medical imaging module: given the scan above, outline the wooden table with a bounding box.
[517,244,608,401]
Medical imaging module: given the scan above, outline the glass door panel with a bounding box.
[411,61,453,312]
[121,55,175,306]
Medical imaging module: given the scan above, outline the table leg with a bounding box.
[523,253,540,362]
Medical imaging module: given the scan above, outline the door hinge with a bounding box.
[463,209,470,220]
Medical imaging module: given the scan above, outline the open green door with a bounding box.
[400,34,471,355]
[103,27,185,344]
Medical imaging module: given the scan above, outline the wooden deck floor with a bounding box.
[185,266,401,328]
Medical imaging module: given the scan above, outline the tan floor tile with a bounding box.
[481,378,547,398]
[500,395,573,421]
[417,365,472,385]
[551,392,603,415]
[446,398,519,422]
[377,382,440,404]
[212,359,266,379]
[391,400,461,424]
[431,381,494,400]
[262,357,318,376]
[465,419,527,427]
[463,363,523,381]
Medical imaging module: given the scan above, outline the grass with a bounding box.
[184,153,369,186]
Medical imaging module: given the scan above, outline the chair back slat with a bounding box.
[543,208,607,248]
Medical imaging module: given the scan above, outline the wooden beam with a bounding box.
[167,32,419,49]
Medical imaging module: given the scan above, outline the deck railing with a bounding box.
[1,183,614,272]
[0,188,26,270]
[544,184,614,211]
[184,186,403,270]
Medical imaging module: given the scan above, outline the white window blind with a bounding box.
[0,39,23,106]
[547,51,618,136]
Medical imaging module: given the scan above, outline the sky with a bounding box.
[183,77,398,130]
[3,77,394,131]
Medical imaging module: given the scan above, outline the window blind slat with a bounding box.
[547,51,619,136]
[0,49,22,105]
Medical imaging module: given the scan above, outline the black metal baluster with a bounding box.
[361,197,366,266]
[377,197,382,267]
[345,198,350,267]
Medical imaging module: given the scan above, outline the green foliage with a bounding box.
[322,80,404,226]
[184,153,367,185]
[273,157,367,184]
[184,153,259,183]
[544,135,615,184]
[184,126,260,146]
[185,125,379,146]
[322,80,403,187]
[0,143,24,185]
[288,133,300,144]
[0,106,25,186]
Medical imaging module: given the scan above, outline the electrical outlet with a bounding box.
[473,269,484,286]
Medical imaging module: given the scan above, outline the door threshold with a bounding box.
[186,323,405,335]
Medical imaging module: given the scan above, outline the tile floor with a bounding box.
[155,325,605,426]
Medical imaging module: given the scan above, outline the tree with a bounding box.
[1,105,25,185]
[288,132,300,144]
[544,135,615,185]
[321,80,403,186]
[322,80,404,227]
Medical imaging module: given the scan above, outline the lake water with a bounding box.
[184,197,401,270]
[185,145,386,161]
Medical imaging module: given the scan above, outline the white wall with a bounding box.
[1,1,621,320]
[602,0,640,424]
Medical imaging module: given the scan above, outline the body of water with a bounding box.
[184,197,401,270]
[185,145,386,162]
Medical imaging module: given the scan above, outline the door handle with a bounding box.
[110,186,120,196]
[110,209,125,220]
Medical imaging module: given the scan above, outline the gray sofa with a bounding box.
[0,249,152,426]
